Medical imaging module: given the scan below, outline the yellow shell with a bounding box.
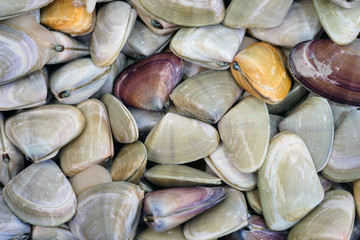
[231,42,291,104]
[40,0,95,35]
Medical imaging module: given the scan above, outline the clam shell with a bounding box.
[128,106,164,134]
[279,97,334,171]
[40,0,95,36]
[0,113,24,186]
[114,52,183,111]
[245,188,262,215]
[144,164,221,187]
[90,1,136,67]
[0,14,55,84]
[237,36,259,53]
[288,189,355,240]
[223,0,293,28]
[69,182,144,240]
[166,102,196,119]
[69,164,112,195]
[182,60,207,79]
[313,0,360,45]
[122,20,173,58]
[183,188,248,240]
[231,42,292,104]
[31,225,78,240]
[136,226,186,240]
[60,99,114,177]
[101,93,139,143]
[137,0,225,27]
[145,113,219,164]
[170,25,244,70]
[205,143,257,191]
[354,180,360,217]
[0,69,47,111]
[289,39,360,106]
[2,160,77,226]
[331,0,360,8]
[5,104,85,163]
[50,58,111,104]
[322,110,360,182]
[0,0,53,20]
[258,132,324,231]
[110,141,147,183]
[127,0,180,35]
[143,187,226,232]
[218,96,270,173]
[170,70,242,124]
[248,0,321,48]
[0,191,31,239]
[269,114,283,140]
[48,31,89,64]
[328,100,358,130]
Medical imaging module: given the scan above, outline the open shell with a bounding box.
[60,99,114,177]
[5,104,85,163]
[2,160,77,227]
[145,113,219,164]
[218,96,270,173]
[258,132,324,231]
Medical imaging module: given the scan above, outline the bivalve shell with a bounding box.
[136,226,186,240]
[0,0,54,20]
[331,0,360,8]
[31,225,78,240]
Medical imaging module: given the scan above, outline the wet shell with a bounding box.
[69,182,144,240]
[143,187,226,232]
[248,0,321,48]
[0,113,24,186]
[5,104,85,162]
[0,14,55,84]
[137,0,225,27]
[144,113,219,164]
[322,110,360,182]
[313,0,360,45]
[2,160,77,226]
[288,189,355,240]
[40,0,95,36]
[258,132,324,231]
[218,96,270,173]
[0,69,47,111]
[100,93,139,143]
[184,188,248,240]
[289,39,360,105]
[0,0,54,20]
[279,97,334,171]
[60,99,114,177]
[144,164,222,187]
[48,31,89,64]
[0,191,31,239]
[205,143,257,191]
[50,58,111,104]
[110,141,147,183]
[231,42,292,104]
[114,52,183,111]
[90,1,136,67]
[170,70,242,124]
[223,0,293,28]
[170,25,244,70]
[136,226,186,240]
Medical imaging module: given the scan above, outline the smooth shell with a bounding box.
[279,97,334,171]
[331,0,360,8]
[258,132,324,231]
[170,70,242,124]
[5,104,85,162]
[144,164,222,187]
[136,226,186,240]
[128,107,164,134]
[0,0,54,20]
[218,96,270,173]
[245,189,262,215]
[170,25,244,70]
[90,1,136,67]
[60,99,114,177]
[145,113,219,164]
[69,182,144,240]
[2,160,77,226]
[288,39,360,106]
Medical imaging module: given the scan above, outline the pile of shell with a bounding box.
[0,0,359,239]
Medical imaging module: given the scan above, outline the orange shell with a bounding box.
[40,0,95,35]
[231,42,291,105]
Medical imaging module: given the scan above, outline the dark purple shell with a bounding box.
[113,52,183,111]
[289,39,360,106]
